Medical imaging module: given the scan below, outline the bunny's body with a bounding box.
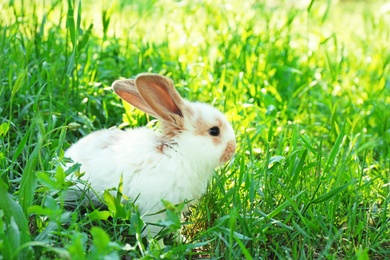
[64,74,236,237]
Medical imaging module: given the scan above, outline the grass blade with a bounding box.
[234,236,253,260]
[324,122,346,174]
[266,191,305,220]
[18,138,40,216]
[290,149,308,189]
[311,181,355,204]
[66,0,76,48]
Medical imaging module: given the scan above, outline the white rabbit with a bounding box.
[64,73,236,237]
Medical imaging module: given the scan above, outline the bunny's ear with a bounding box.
[112,78,160,118]
[134,73,185,123]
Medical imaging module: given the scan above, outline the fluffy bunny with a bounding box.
[64,73,236,237]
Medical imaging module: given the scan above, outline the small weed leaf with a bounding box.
[28,205,56,216]
[103,190,128,219]
[88,227,121,259]
[67,232,88,259]
[88,209,111,221]
[90,227,110,249]
[0,122,9,136]
[0,179,32,259]
[103,175,130,219]
[355,246,370,260]
[129,209,144,235]
[36,171,59,190]
[65,162,82,176]
[159,200,186,232]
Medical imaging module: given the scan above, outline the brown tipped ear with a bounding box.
[112,79,159,118]
[134,73,185,122]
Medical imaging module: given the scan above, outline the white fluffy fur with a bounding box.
[64,74,236,237]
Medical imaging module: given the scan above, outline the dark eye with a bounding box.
[209,126,220,136]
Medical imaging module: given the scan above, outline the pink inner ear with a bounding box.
[145,82,183,116]
[115,90,159,117]
[112,79,160,118]
[135,75,185,121]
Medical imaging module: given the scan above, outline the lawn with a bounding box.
[0,0,389,259]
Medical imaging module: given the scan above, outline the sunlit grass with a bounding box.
[1,0,389,258]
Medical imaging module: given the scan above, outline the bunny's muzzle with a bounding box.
[220,140,236,163]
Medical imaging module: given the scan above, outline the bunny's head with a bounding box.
[112,74,236,169]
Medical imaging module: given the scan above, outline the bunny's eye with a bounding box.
[209,126,220,136]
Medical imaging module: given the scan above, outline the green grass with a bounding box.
[1,0,390,258]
